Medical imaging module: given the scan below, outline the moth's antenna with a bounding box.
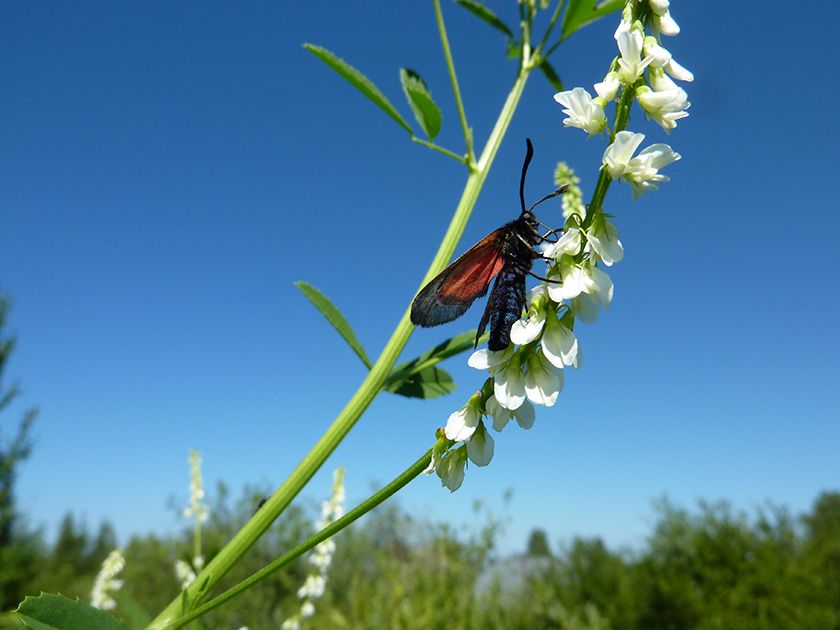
[520,138,534,214]
[528,185,570,212]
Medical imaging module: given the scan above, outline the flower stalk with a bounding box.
[148,27,538,630]
[167,451,432,629]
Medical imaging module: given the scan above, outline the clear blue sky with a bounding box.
[2,2,838,554]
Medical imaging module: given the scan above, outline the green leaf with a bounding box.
[561,0,624,40]
[295,282,372,368]
[16,593,130,630]
[400,69,442,140]
[455,0,514,37]
[384,330,479,399]
[112,595,150,630]
[539,60,564,91]
[303,44,413,135]
[387,366,456,399]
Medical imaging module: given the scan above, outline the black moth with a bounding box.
[410,139,567,351]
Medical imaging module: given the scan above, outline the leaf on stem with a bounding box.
[561,0,624,40]
[455,0,514,38]
[303,44,413,135]
[539,60,565,91]
[385,330,480,399]
[400,69,442,140]
[295,281,373,369]
[16,593,130,630]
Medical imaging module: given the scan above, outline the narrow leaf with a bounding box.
[561,0,624,40]
[303,44,413,135]
[455,0,514,37]
[295,281,372,368]
[388,366,456,399]
[400,69,442,140]
[16,593,130,630]
[539,60,565,91]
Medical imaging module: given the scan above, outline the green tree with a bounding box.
[526,528,552,557]
[0,294,41,609]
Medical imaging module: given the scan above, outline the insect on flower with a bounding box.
[411,139,567,351]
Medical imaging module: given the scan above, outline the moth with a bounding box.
[410,139,567,351]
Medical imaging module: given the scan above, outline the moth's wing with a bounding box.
[410,228,505,327]
[475,273,501,346]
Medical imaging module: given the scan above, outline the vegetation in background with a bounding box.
[2,482,839,629]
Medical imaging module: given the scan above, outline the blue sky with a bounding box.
[2,1,839,554]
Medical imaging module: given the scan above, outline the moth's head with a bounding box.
[520,209,539,228]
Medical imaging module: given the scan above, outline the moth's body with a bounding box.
[480,215,541,350]
[410,139,564,352]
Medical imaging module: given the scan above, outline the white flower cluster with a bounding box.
[431,1,692,492]
[174,558,197,590]
[90,549,125,610]
[554,0,691,196]
[281,467,346,630]
[182,449,209,524]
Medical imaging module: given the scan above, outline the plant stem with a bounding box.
[536,0,567,56]
[433,0,474,166]
[584,82,636,227]
[411,136,468,164]
[170,450,433,628]
[147,59,534,630]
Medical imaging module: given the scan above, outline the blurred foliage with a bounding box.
[0,295,38,610]
[2,484,840,629]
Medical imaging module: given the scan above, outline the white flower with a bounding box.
[281,620,301,630]
[617,28,654,84]
[175,559,196,590]
[637,85,690,133]
[664,57,693,82]
[437,447,467,492]
[494,353,526,410]
[587,266,614,306]
[594,71,620,103]
[300,601,315,618]
[486,395,535,432]
[541,316,579,369]
[554,88,607,135]
[652,10,680,36]
[90,549,126,610]
[524,352,564,407]
[571,267,614,324]
[614,17,632,40]
[183,449,209,524]
[468,345,514,372]
[547,261,586,302]
[466,421,494,466]
[510,308,546,345]
[603,131,646,180]
[603,131,680,196]
[543,227,582,259]
[298,575,326,599]
[444,397,482,442]
[649,0,669,16]
[625,143,681,197]
[586,217,624,267]
[643,36,672,68]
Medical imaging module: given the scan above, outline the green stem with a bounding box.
[147,57,534,630]
[170,450,433,628]
[585,82,636,228]
[192,518,201,570]
[411,136,468,164]
[536,0,567,56]
[433,0,474,166]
